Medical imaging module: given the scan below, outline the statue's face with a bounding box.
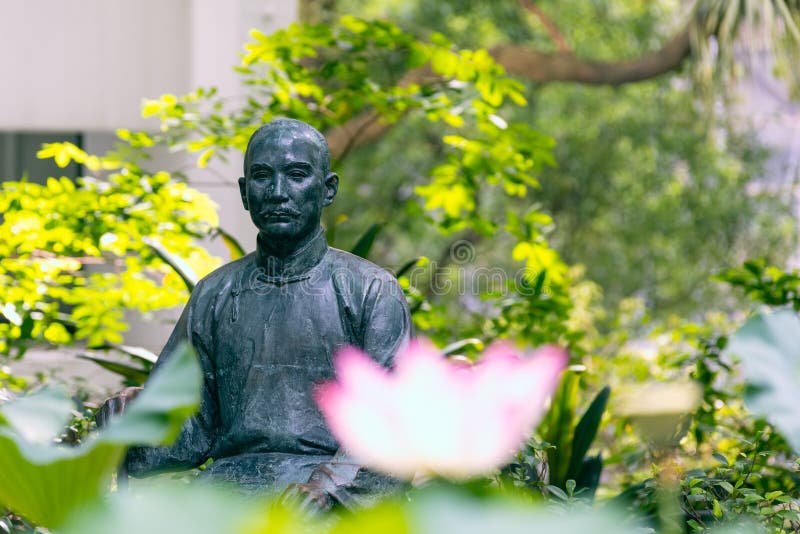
[239,128,337,246]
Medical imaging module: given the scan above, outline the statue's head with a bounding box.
[239,119,338,249]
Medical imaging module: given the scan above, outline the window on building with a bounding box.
[0,132,82,184]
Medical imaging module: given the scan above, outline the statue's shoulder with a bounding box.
[326,247,397,283]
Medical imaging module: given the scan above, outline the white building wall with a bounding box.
[0,0,297,131]
[1,0,298,359]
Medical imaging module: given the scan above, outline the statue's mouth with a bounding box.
[263,208,300,220]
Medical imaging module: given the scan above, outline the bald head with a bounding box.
[238,118,339,253]
[244,118,331,176]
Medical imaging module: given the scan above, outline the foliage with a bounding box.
[105,16,581,349]
[501,377,609,501]
[0,156,220,358]
[332,0,797,319]
[718,260,800,311]
[0,343,200,529]
[59,483,642,534]
[2,4,800,533]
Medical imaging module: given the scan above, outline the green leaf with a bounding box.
[143,237,198,291]
[0,431,126,530]
[566,386,610,482]
[0,343,201,529]
[60,484,275,534]
[0,388,73,443]
[101,343,159,365]
[410,490,635,534]
[77,354,150,385]
[350,223,384,259]
[60,484,639,534]
[545,485,569,501]
[442,338,484,356]
[540,371,579,488]
[712,498,723,519]
[717,481,735,494]
[574,455,603,500]
[394,257,421,279]
[727,309,800,453]
[216,227,246,261]
[102,343,202,445]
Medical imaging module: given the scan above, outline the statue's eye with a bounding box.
[288,169,308,179]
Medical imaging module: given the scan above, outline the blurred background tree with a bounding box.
[306,0,799,321]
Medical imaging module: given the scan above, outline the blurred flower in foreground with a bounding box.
[315,339,568,480]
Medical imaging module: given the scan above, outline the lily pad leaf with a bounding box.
[0,342,201,529]
[0,387,73,443]
[727,309,800,453]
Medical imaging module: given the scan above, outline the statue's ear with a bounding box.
[238,177,249,211]
[323,172,338,207]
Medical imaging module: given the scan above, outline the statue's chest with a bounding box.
[211,276,354,380]
[210,275,358,428]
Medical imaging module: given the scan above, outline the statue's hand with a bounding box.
[280,481,333,514]
[96,386,143,429]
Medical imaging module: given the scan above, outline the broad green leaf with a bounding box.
[409,491,636,534]
[727,309,800,453]
[0,343,201,529]
[102,343,202,445]
[60,483,639,534]
[0,433,125,530]
[540,371,579,488]
[102,343,159,364]
[442,338,484,356]
[0,387,72,443]
[575,455,602,499]
[60,483,272,534]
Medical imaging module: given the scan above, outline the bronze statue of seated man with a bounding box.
[100,118,411,511]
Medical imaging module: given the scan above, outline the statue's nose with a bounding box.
[267,174,290,201]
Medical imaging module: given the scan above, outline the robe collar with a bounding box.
[254,226,328,283]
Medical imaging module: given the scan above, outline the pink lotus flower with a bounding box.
[315,339,568,480]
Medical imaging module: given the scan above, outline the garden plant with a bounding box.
[2,1,800,532]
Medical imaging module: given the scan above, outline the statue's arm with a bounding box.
[360,273,412,367]
[125,286,219,476]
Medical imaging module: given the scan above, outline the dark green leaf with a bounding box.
[350,223,384,259]
[567,386,610,481]
[77,354,150,385]
[216,227,246,260]
[143,237,198,292]
[395,257,421,278]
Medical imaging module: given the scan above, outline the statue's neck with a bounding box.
[255,227,328,278]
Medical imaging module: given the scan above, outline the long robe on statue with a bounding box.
[126,227,411,504]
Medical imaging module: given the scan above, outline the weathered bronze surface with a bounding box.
[121,119,411,509]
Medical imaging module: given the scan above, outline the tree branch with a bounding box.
[326,66,435,160]
[325,22,692,158]
[519,0,571,53]
[492,25,691,85]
